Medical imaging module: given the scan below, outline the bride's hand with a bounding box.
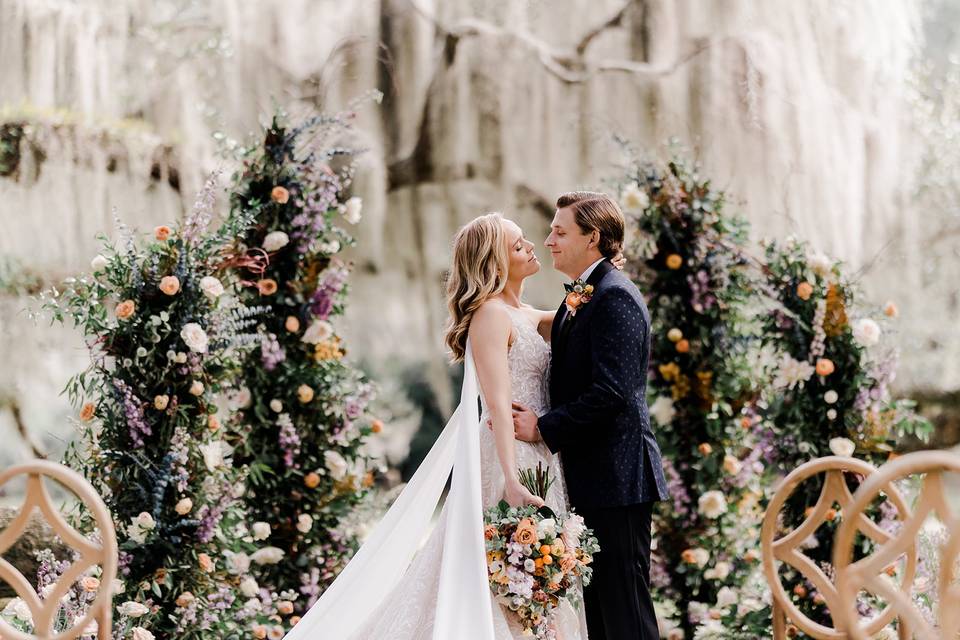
[612,250,627,271]
[504,480,545,508]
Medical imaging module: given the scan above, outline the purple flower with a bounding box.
[278,414,301,468]
[261,332,286,371]
[113,379,151,448]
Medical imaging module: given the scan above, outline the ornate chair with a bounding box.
[761,456,915,639]
[835,450,960,639]
[0,460,117,639]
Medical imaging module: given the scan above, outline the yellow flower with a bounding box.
[314,338,344,362]
[658,362,680,382]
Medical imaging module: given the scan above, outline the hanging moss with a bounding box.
[0,123,25,178]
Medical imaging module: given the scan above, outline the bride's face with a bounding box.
[502,219,540,280]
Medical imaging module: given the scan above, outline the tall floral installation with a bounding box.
[616,155,768,639]
[225,111,381,610]
[36,184,297,639]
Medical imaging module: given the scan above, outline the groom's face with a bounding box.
[545,207,594,278]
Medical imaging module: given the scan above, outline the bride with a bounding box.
[285,213,610,639]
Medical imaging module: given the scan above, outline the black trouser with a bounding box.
[578,502,659,640]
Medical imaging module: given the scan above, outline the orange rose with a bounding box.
[79,402,96,422]
[198,553,214,573]
[884,301,898,318]
[297,384,315,404]
[371,419,384,434]
[698,442,712,455]
[740,416,752,430]
[681,549,698,564]
[514,518,537,545]
[484,525,498,540]
[285,316,300,332]
[115,300,136,321]
[815,358,835,376]
[796,282,814,301]
[271,186,290,204]
[363,471,375,488]
[277,601,294,615]
[675,339,690,354]
[304,472,321,488]
[154,226,172,241]
[257,279,278,295]
[665,254,683,270]
[565,292,582,309]
[159,275,180,296]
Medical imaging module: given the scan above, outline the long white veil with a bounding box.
[284,341,495,640]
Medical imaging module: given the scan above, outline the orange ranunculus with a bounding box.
[815,358,835,376]
[257,278,278,295]
[159,275,180,296]
[271,186,290,204]
[371,419,384,433]
[285,315,300,332]
[675,339,690,354]
[154,225,172,241]
[79,402,96,422]
[698,442,712,455]
[484,525,498,540]
[665,254,683,270]
[824,508,838,522]
[115,300,136,320]
[304,472,321,488]
[793,584,807,598]
[796,281,814,300]
[514,518,538,545]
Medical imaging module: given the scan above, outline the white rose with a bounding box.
[712,561,731,581]
[131,627,155,640]
[180,323,209,353]
[270,399,283,413]
[342,197,363,224]
[224,551,251,575]
[853,318,881,347]
[250,546,285,565]
[296,514,313,533]
[722,455,742,475]
[117,601,150,618]
[199,276,224,300]
[808,252,832,278]
[228,387,252,410]
[649,396,676,425]
[239,577,260,598]
[716,586,738,608]
[324,450,349,480]
[319,239,341,254]
[621,182,650,211]
[4,598,33,623]
[135,512,156,530]
[301,320,334,345]
[824,390,839,404]
[91,254,108,272]
[829,437,855,457]
[112,579,125,594]
[827,409,838,421]
[199,441,232,471]
[262,231,290,252]
[252,522,271,541]
[698,490,727,519]
[536,518,557,538]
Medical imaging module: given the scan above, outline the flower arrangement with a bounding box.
[225,110,382,609]
[617,153,765,638]
[37,182,292,638]
[483,467,598,640]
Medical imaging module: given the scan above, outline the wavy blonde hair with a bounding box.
[444,213,510,362]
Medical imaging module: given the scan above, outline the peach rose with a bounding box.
[667,328,683,343]
[371,419,384,434]
[297,384,314,404]
[270,186,290,204]
[304,472,321,489]
[159,276,180,296]
[666,254,683,270]
[207,415,221,432]
[285,316,300,333]
[884,301,898,318]
[257,279,278,295]
[80,402,96,422]
[154,395,169,411]
[175,592,195,608]
[484,524,498,540]
[559,553,577,572]
[698,442,712,455]
[252,625,267,639]
[81,576,100,592]
[277,601,294,615]
[514,518,538,545]
[796,282,814,301]
[565,292,582,309]
[197,553,214,573]
[154,226,172,241]
[115,300,136,321]
[815,358,835,376]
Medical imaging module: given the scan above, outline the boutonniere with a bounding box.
[564,280,594,317]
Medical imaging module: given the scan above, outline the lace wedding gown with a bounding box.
[350,305,588,639]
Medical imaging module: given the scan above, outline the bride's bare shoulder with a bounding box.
[470,300,512,334]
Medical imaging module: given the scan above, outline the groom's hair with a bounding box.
[556,191,625,259]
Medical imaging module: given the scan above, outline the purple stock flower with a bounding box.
[113,379,151,448]
[261,332,286,371]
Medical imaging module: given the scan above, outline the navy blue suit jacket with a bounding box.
[538,259,669,510]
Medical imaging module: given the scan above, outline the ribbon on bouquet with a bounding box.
[283,340,494,640]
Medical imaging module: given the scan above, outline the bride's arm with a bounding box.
[469,303,544,508]
[536,309,557,342]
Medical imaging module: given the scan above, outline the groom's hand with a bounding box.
[511,402,542,442]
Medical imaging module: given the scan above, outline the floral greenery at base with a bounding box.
[37,184,292,639]
[617,155,766,638]
[226,111,381,609]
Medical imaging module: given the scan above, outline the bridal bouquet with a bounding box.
[483,467,599,639]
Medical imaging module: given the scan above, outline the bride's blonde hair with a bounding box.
[444,213,510,362]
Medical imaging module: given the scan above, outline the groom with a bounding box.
[513,191,668,640]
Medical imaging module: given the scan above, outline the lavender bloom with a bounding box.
[687,269,716,313]
[261,333,286,371]
[195,500,228,544]
[182,172,220,246]
[309,266,350,320]
[113,379,151,448]
[278,413,301,468]
[661,457,693,525]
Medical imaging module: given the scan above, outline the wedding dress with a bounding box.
[285,305,587,640]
